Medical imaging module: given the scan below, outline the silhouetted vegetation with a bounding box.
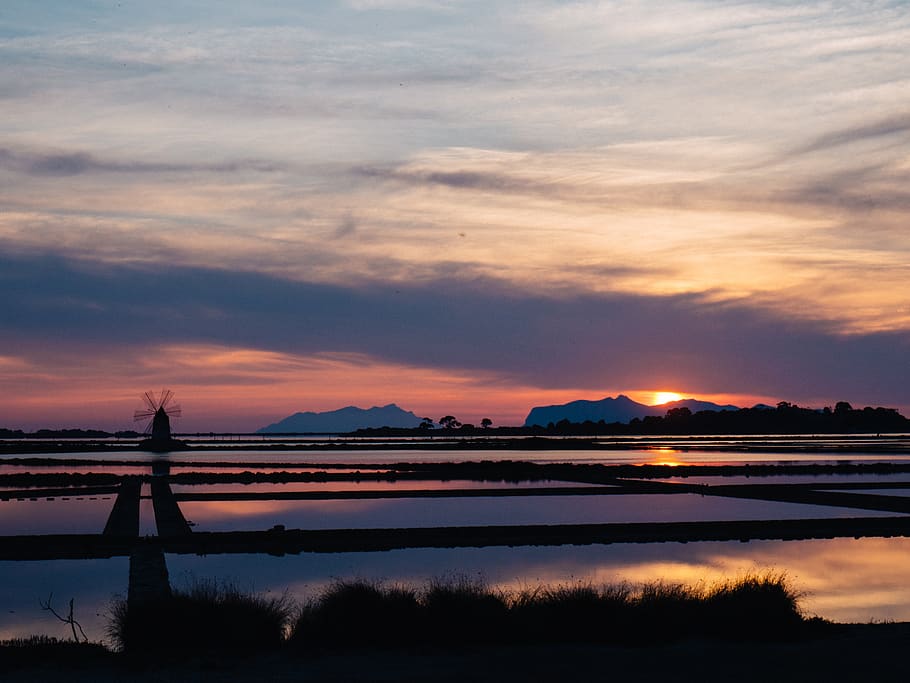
[355,401,909,436]
[108,579,294,654]
[542,401,909,435]
[438,415,462,429]
[291,573,807,650]
[291,580,422,647]
[0,428,116,439]
[0,635,111,666]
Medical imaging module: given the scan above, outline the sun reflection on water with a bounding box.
[648,447,683,467]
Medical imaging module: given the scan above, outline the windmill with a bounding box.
[134,390,182,442]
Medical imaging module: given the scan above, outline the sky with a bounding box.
[1,0,909,431]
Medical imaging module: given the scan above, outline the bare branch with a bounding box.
[39,593,88,643]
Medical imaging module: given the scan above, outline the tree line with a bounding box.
[531,401,909,436]
[355,402,909,436]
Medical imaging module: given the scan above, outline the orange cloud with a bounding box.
[5,342,707,431]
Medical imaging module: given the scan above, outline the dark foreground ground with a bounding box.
[3,623,910,683]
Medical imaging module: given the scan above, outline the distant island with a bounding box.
[257,403,426,434]
[3,399,907,440]
[524,395,739,426]
[354,401,909,436]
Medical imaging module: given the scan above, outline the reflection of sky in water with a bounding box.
[0,558,129,643]
[0,496,114,534]
[656,474,910,486]
[3,538,910,642]
[171,480,599,495]
[165,536,910,625]
[166,467,381,475]
[4,445,910,466]
[820,489,910,498]
[178,494,897,533]
[5,452,910,641]
[0,465,147,476]
[139,483,157,536]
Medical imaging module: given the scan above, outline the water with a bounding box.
[3,442,910,643]
[0,496,115,535]
[161,536,910,624]
[4,537,910,644]
[0,557,129,642]
[4,440,910,468]
[176,494,896,533]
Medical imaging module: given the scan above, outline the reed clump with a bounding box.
[0,635,111,665]
[107,579,294,654]
[290,572,806,649]
[104,573,805,654]
[291,579,421,647]
[702,572,804,638]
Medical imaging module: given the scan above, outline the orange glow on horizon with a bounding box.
[651,391,684,406]
[0,343,835,432]
[0,343,625,430]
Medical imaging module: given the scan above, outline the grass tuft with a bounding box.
[107,579,294,655]
[703,572,804,638]
[291,579,420,647]
[102,572,810,653]
[511,581,632,642]
[288,572,808,649]
[0,635,111,665]
[422,575,509,643]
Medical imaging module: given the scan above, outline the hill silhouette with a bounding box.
[257,404,424,434]
[354,401,908,437]
[525,395,739,427]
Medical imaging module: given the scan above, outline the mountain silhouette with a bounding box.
[524,395,739,427]
[257,404,424,434]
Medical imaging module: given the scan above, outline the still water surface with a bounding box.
[4,445,910,467]
[177,494,895,532]
[2,483,901,536]
[3,537,909,644]
[3,444,910,643]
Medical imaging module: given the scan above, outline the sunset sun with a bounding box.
[651,392,684,406]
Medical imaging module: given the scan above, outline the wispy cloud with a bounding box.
[2,1,910,424]
[0,146,281,176]
[2,250,908,406]
[794,114,910,155]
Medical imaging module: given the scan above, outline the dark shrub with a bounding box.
[291,579,420,648]
[421,575,509,644]
[107,579,294,654]
[511,582,631,643]
[0,635,111,665]
[284,574,807,649]
[703,573,803,639]
[629,581,704,642]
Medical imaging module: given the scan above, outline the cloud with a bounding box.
[355,164,555,195]
[1,250,908,408]
[792,114,910,156]
[3,0,910,424]
[0,146,281,177]
[344,0,456,10]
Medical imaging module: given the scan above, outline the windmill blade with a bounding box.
[133,410,154,432]
[143,391,158,412]
[135,390,181,433]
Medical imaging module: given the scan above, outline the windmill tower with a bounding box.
[134,390,182,443]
